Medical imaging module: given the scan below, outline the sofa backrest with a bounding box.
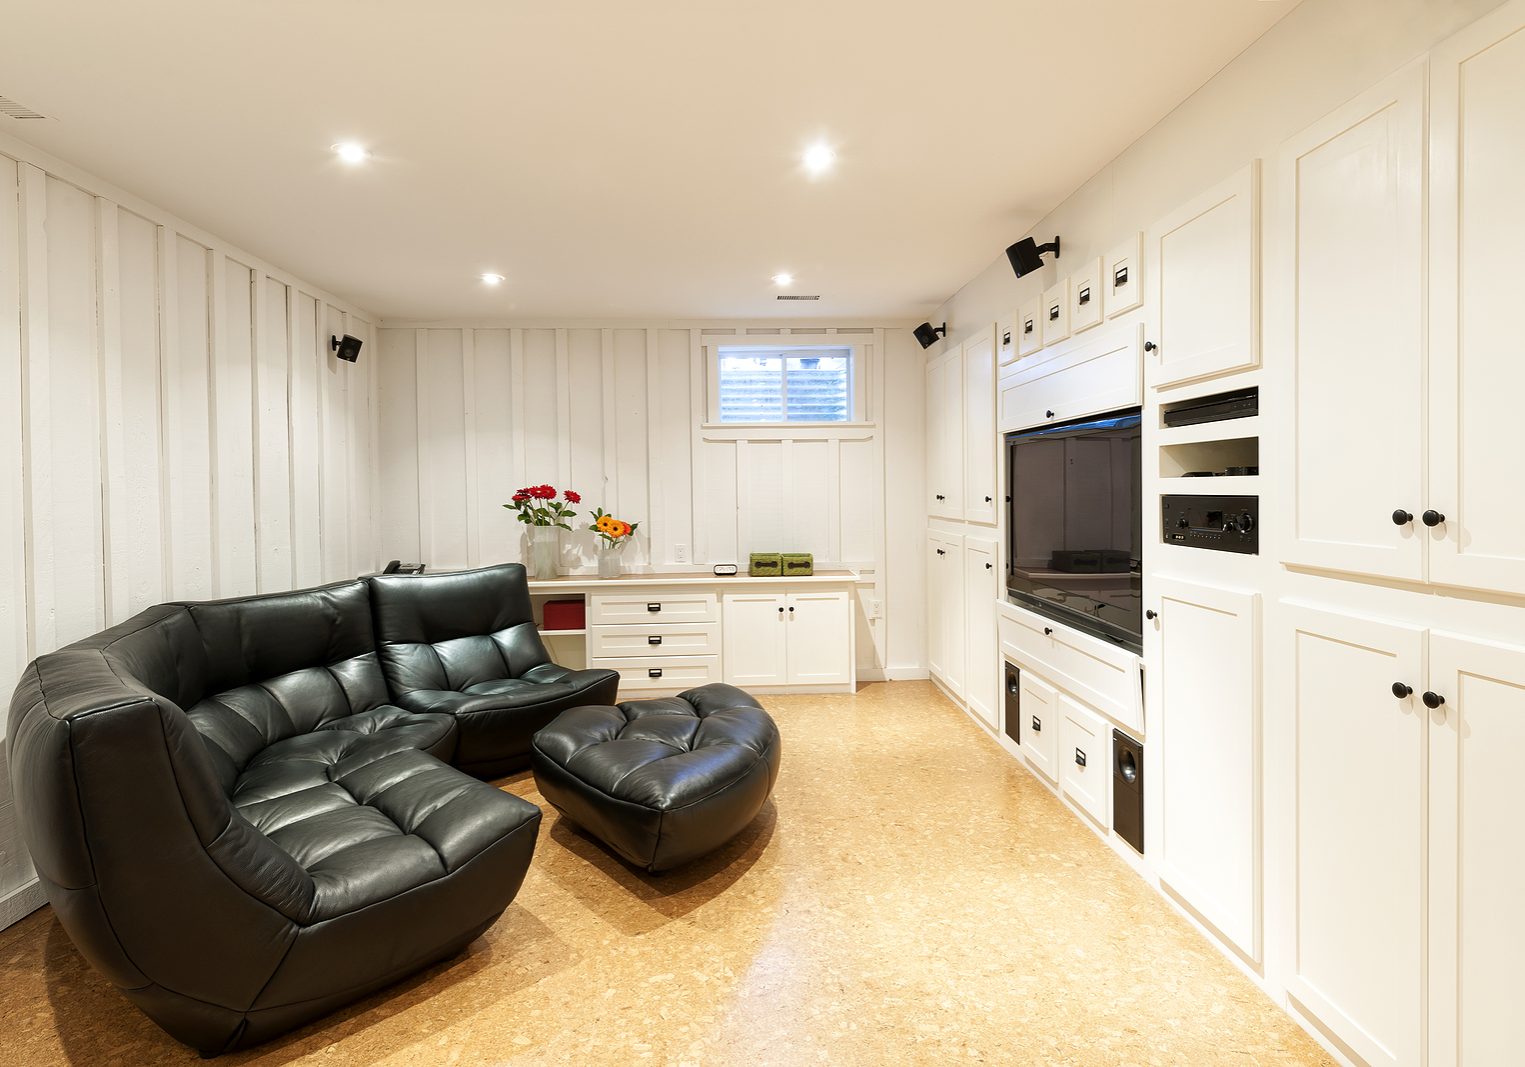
[175,581,389,790]
[369,564,550,694]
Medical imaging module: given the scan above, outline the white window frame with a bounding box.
[704,335,869,427]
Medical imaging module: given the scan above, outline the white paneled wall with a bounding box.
[0,136,379,924]
[375,323,925,678]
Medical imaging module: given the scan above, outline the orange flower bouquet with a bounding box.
[587,508,639,578]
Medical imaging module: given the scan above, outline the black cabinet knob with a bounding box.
[1045,409,1056,418]
[1392,681,1412,699]
[1043,626,1054,636]
[985,562,993,570]
[985,496,993,503]
[936,549,946,556]
[1422,510,1446,527]
[778,606,785,613]
[935,494,946,501]
[1145,609,1158,621]
[1392,510,1413,526]
[1144,340,1158,352]
[1422,691,1446,710]
[788,606,795,613]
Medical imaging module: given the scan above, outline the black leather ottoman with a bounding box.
[530,684,780,872]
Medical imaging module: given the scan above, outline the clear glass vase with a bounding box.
[525,526,560,579]
[597,543,624,579]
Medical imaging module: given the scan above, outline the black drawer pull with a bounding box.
[1024,320,1034,335]
[1031,715,1042,733]
[646,602,661,613]
[648,668,663,679]
[1048,305,1061,321]
[1077,286,1091,306]
[1002,330,1012,346]
[1075,748,1087,768]
[648,635,662,645]
[1114,265,1128,288]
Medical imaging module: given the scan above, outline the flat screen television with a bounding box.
[1005,408,1143,654]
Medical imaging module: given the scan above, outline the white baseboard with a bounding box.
[884,666,930,681]
[0,877,46,930]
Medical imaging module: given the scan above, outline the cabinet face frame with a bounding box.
[1147,161,1261,390]
[1278,63,1427,584]
[1428,10,1525,597]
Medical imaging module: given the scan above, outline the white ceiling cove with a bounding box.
[0,1,1297,322]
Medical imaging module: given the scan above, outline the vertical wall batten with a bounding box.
[462,328,479,568]
[0,158,27,681]
[94,198,127,624]
[19,164,54,653]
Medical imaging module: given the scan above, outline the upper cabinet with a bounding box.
[1428,9,1525,597]
[963,325,998,525]
[925,341,963,518]
[1281,64,1426,583]
[1147,162,1261,390]
[1283,8,1525,598]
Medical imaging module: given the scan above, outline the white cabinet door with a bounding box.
[927,535,948,684]
[785,589,852,686]
[927,530,963,695]
[925,354,947,516]
[1058,694,1109,829]
[1429,8,1525,597]
[1018,670,1059,783]
[1282,64,1426,583]
[963,325,998,526]
[1153,578,1261,960]
[1286,604,1425,1067]
[1148,161,1260,390]
[926,347,963,518]
[963,536,1000,729]
[721,592,788,687]
[1428,628,1525,1066]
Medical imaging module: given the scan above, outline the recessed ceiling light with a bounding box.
[331,141,370,165]
[480,272,506,286]
[772,272,794,287]
[802,142,836,176]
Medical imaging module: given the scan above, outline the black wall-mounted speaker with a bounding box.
[331,334,363,363]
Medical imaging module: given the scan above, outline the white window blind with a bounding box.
[716,346,853,424]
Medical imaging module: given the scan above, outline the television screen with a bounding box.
[1005,409,1143,653]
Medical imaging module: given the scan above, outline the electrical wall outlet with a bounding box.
[674,543,690,563]
[866,597,882,619]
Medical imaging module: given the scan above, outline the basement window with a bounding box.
[715,345,855,424]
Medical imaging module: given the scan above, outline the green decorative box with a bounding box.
[748,553,782,577]
[782,553,814,577]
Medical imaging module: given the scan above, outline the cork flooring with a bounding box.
[0,681,1332,1066]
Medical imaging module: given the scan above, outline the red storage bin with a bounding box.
[542,599,585,631]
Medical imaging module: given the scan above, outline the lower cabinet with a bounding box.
[963,535,1000,729]
[1058,695,1109,828]
[721,587,853,688]
[1152,578,1261,960]
[927,528,966,698]
[1018,671,1059,782]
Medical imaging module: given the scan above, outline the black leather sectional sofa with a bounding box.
[6,564,618,1055]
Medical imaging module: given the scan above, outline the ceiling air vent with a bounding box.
[0,95,47,120]
[776,294,821,301]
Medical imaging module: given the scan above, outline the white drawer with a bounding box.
[999,600,1143,735]
[999,320,1142,433]
[588,622,720,658]
[589,591,718,625]
[591,655,721,691]
[1059,694,1111,829]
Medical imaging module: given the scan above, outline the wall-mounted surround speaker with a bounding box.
[1005,236,1062,278]
[913,322,947,350]
[331,334,363,363]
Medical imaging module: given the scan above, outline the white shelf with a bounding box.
[539,628,586,637]
[1157,475,1259,494]
[1155,415,1260,446]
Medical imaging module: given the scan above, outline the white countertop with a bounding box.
[527,569,860,591]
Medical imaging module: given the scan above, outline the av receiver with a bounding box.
[1161,495,1258,554]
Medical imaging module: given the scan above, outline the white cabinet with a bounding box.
[1281,64,1426,583]
[926,528,965,698]
[1285,604,1426,1067]
[1428,10,1525,598]
[963,535,1000,730]
[721,588,853,688]
[1058,695,1108,828]
[1152,578,1261,960]
[999,321,1142,434]
[1428,629,1525,1065]
[925,344,963,518]
[720,591,790,686]
[1148,161,1260,390]
[1018,670,1059,783]
[963,325,998,525]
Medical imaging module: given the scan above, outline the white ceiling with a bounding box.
[0,1,1297,322]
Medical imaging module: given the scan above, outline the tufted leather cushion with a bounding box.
[6,572,546,1055]
[371,564,620,776]
[531,684,780,872]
